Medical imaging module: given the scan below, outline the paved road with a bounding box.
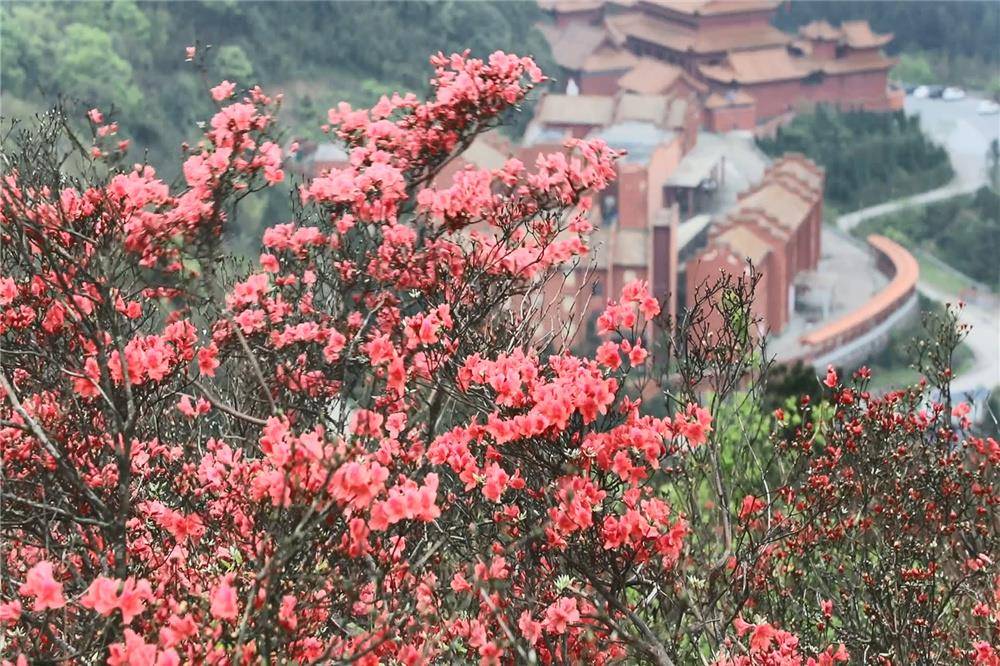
[835,94,1000,393]
[837,198,998,394]
[838,181,981,233]
[905,95,1000,188]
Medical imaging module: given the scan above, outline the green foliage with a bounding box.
[761,361,822,412]
[985,387,1000,438]
[215,45,254,82]
[1,1,553,174]
[863,294,976,388]
[854,186,1000,289]
[757,106,953,210]
[989,78,1000,101]
[55,23,143,114]
[892,52,935,85]
[989,139,1000,188]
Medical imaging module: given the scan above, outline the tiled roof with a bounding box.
[592,121,675,163]
[767,156,824,195]
[666,140,724,188]
[536,94,617,126]
[699,47,811,84]
[691,23,791,53]
[821,51,897,74]
[614,93,670,124]
[538,21,609,70]
[606,11,695,51]
[538,0,605,12]
[737,184,813,232]
[582,46,639,73]
[717,225,772,264]
[617,58,684,93]
[799,20,841,41]
[677,213,712,252]
[790,39,814,56]
[694,154,823,278]
[617,58,708,94]
[642,0,781,16]
[730,155,823,232]
[840,20,893,49]
[608,10,788,54]
[797,19,892,50]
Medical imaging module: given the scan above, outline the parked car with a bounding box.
[903,83,917,94]
[942,87,966,101]
[913,85,930,98]
[927,85,946,98]
[977,99,1000,115]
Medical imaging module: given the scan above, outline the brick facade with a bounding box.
[686,154,824,334]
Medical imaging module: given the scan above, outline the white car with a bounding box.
[977,99,1000,115]
[912,85,930,98]
[942,87,966,101]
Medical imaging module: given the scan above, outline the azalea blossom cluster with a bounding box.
[714,363,1000,664]
[712,616,849,666]
[0,50,709,665]
[2,49,997,666]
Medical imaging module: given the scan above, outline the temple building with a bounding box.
[685,154,824,333]
[524,108,688,337]
[538,0,903,128]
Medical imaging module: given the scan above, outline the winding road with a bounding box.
[834,95,999,395]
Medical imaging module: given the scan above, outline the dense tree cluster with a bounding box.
[0,1,554,171]
[757,106,954,211]
[1,51,998,665]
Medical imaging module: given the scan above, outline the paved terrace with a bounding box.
[767,228,889,361]
[835,94,999,393]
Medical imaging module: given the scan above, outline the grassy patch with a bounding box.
[851,186,1000,292]
[868,341,974,391]
[862,293,975,390]
[915,253,980,295]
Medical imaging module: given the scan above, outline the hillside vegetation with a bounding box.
[1,1,554,173]
[757,106,953,211]
[853,186,1000,290]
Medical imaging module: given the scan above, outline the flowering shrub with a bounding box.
[1,51,997,665]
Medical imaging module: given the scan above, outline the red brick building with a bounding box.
[703,90,756,132]
[529,121,687,339]
[686,154,824,333]
[539,0,904,128]
[530,89,702,151]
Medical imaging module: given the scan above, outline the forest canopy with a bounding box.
[0,1,555,171]
[774,1,1000,64]
[757,106,954,211]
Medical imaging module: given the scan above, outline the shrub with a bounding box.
[1,53,996,665]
